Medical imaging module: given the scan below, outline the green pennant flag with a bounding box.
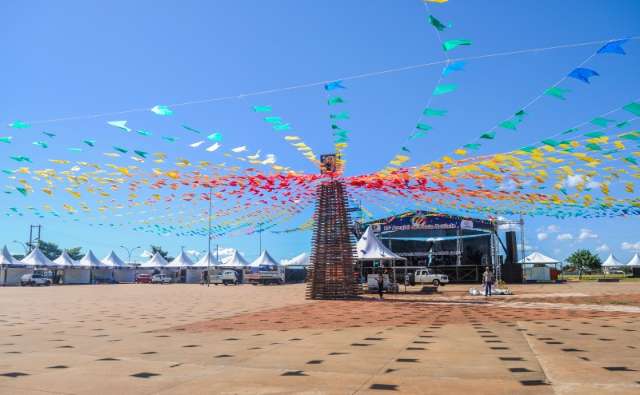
[624,156,638,165]
[182,125,201,134]
[499,120,519,130]
[16,187,28,196]
[428,15,450,31]
[464,143,481,150]
[33,141,48,148]
[264,116,282,124]
[442,39,472,51]
[562,128,578,135]
[10,156,31,162]
[151,105,173,116]
[409,131,428,140]
[113,146,128,154]
[330,112,350,120]
[591,117,615,127]
[83,140,95,147]
[585,143,602,151]
[416,123,432,131]
[544,87,570,100]
[273,123,291,131]
[9,120,30,129]
[423,108,448,117]
[542,139,559,147]
[328,97,345,105]
[207,132,223,142]
[134,150,148,158]
[253,106,272,112]
[401,146,411,153]
[433,84,457,95]
[137,130,152,136]
[584,131,605,138]
[623,102,640,116]
[480,131,496,139]
[0,137,12,144]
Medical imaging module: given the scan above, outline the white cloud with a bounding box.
[578,228,598,240]
[565,174,584,188]
[140,250,153,258]
[621,241,640,251]
[586,180,601,189]
[557,233,573,241]
[217,247,236,262]
[595,244,610,253]
[537,232,549,241]
[185,249,202,258]
[546,225,560,233]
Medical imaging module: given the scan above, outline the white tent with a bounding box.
[187,252,221,283]
[167,251,195,268]
[140,252,169,270]
[602,253,623,268]
[518,252,559,265]
[192,252,221,268]
[519,251,559,282]
[21,247,56,268]
[1,246,28,285]
[219,250,250,268]
[250,250,279,268]
[356,227,406,261]
[167,251,195,283]
[82,250,113,283]
[280,252,310,267]
[56,251,90,284]
[627,253,640,268]
[103,251,135,283]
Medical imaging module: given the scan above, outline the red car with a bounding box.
[135,273,152,284]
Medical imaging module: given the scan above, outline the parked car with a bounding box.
[151,273,172,284]
[20,272,52,286]
[212,270,239,285]
[609,270,625,275]
[135,273,152,284]
[414,269,449,286]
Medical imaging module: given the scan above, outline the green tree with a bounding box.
[566,249,602,278]
[66,247,84,261]
[38,241,62,261]
[150,245,172,261]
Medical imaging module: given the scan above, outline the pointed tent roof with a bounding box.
[192,252,221,268]
[167,251,195,268]
[281,252,310,267]
[79,250,103,268]
[627,253,640,267]
[21,247,56,268]
[0,246,20,266]
[356,227,406,261]
[602,253,623,267]
[219,250,250,268]
[250,250,279,267]
[54,251,77,268]
[141,252,169,268]
[102,251,127,267]
[518,252,559,265]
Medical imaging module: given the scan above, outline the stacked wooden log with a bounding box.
[306,179,361,299]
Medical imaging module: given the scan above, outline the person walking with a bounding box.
[483,267,493,297]
[377,273,384,300]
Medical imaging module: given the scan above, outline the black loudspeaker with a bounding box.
[501,263,523,283]
[506,231,518,265]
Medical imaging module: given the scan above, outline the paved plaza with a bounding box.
[1,282,639,394]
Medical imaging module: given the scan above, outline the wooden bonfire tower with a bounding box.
[306,154,360,299]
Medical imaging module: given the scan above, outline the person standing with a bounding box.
[483,267,493,297]
[377,273,384,300]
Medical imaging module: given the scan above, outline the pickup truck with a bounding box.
[212,270,239,285]
[20,272,53,286]
[246,265,284,285]
[414,269,449,286]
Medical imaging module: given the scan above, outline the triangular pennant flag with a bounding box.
[568,68,599,84]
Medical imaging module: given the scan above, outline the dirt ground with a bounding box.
[1,282,639,394]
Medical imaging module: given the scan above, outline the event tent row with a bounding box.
[0,246,310,285]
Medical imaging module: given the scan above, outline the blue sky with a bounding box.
[1,0,639,262]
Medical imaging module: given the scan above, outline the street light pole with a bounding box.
[120,245,141,265]
[207,185,213,286]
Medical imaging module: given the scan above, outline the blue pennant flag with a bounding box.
[568,68,600,84]
[442,61,465,76]
[324,80,346,91]
[597,39,628,55]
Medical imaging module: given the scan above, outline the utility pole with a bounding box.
[207,186,213,286]
[257,222,263,255]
